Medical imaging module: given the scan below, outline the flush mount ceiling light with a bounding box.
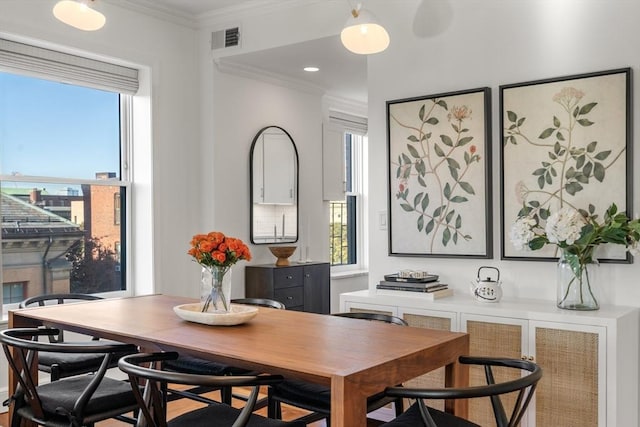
[53,0,106,31]
[303,66,320,72]
[340,3,389,55]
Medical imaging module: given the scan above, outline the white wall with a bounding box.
[207,0,640,309]
[201,63,327,297]
[366,0,640,306]
[197,2,369,300]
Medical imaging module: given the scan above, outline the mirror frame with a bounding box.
[249,125,299,245]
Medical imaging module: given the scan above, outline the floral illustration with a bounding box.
[388,89,489,256]
[501,70,630,259]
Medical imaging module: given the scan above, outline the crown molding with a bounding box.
[215,58,324,97]
[104,0,198,28]
[106,0,325,30]
[322,94,367,117]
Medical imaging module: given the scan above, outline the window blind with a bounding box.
[0,38,139,94]
[328,110,368,134]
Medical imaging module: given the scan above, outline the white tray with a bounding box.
[173,303,258,326]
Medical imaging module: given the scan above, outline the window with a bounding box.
[2,282,25,304]
[330,133,364,267]
[114,192,121,225]
[0,39,138,308]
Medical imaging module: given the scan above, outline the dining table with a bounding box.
[9,294,469,427]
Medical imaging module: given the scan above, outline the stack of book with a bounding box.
[376,273,453,300]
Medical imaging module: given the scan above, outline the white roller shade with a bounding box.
[0,38,139,94]
[328,110,368,135]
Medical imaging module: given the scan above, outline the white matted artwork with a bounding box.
[500,68,632,262]
[387,87,492,258]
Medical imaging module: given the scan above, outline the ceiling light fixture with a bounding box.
[304,66,320,72]
[340,3,389,55]
[53,0,106,31]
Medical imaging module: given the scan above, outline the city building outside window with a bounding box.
[0,67,132,309]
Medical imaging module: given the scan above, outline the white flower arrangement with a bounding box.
[510,203,640,260]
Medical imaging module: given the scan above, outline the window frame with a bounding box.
[0,82,134,313]
[330,131,366,273]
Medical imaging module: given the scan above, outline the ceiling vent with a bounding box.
[211,27,240,50]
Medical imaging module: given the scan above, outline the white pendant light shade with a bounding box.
[340,8,389,55]
[53,0,106,31]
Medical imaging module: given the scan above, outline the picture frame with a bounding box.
[500,68,633,262]
[387,87,492,258]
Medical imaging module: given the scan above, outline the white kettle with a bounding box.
[470,266,502,303]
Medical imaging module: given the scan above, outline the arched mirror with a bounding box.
[250,126,298,244]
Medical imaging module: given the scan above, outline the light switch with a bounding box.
[379,211,387,230]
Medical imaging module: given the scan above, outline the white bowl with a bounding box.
[173,303,258,326]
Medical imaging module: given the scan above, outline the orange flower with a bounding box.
[188,231,251,268]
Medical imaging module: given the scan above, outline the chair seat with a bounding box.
[38,340,136,380]
[39,351,106,374]
[380,402,481,427]
[169,404,305,427]
[164,355,252,376]
[271,379,396,413]
[37,375,137,417]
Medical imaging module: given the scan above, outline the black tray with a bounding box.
[383,273,439,283]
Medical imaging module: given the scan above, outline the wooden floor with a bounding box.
[0,387,385,426]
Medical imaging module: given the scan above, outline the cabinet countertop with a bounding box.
[247,261,329,268]
[341,289,639,325]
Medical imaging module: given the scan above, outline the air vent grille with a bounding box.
[211,27,240,50]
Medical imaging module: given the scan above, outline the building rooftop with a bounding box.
[1,192,82,237]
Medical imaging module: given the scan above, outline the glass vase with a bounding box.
[556,250,599,311]
[200,265,232,313]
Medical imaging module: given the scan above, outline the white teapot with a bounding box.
[470,266,502,303]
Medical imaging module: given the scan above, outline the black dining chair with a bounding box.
[379,356,542,427]
[118,351,305,427]
[19,293,135,381]
[267,311,408,425]
[1,327,139,427]
[164,297,286,406]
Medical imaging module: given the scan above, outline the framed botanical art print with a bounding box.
[500,68,632,262]
[387,87,492,258]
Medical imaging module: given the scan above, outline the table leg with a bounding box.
[331,376,367,427]
[444,339,470,418]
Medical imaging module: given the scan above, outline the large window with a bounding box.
[0,46,135,308]
[330,133,364,267]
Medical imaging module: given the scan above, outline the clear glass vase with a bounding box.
[200,265,232,313]
[556,250,599,310]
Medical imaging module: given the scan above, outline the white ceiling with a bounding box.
[130,0,368,102]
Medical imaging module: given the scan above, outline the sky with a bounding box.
[0,71,121,184]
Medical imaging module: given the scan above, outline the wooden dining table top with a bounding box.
[9,294,469,427]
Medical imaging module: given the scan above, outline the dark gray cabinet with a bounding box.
[245,262,330,314]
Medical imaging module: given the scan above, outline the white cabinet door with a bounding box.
[461,313,530,426]
[263,132,295,204]
[461,314,606,427]
[529,320,605,427]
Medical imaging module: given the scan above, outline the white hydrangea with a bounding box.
[545,207,584,245]
[510,216,537,251]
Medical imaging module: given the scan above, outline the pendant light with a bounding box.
[53,0,106,31]
[340,4,389,55]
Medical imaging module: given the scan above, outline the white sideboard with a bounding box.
[340,290,639,427]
